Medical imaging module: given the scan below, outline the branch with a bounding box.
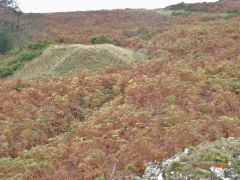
[110,162,117,180]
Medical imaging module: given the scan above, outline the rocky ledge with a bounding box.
[135,137,240,180]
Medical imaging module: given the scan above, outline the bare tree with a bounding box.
[0,0,20,11]
[0,0,24,51]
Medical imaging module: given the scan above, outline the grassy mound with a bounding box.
[13,44,145,79]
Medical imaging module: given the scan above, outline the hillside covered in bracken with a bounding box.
[0,0,240,179]
[166,0,240,13]
[27,0,240,49]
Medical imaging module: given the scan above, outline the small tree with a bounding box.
[0,0,24,51]
[0,30,13,54]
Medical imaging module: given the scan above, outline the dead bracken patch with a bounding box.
[0,1,240,179]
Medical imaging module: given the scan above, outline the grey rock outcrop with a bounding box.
[140,137,240,180]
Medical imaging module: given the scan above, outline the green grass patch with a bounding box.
[169,3,196,12]
[228,80,240,89]
[199,150,228,163]
[226,9,240,14]
[123,163,135,173]
[201,16,215,22]
[136,27,167,40]
[136,27,149,37]
[14,82,31,92]
[8,47,21,55]
[0,40,51,78]
[95,177,106,180]
[168,161,182,171]
[224,13,240,20]
[171,11,192,16]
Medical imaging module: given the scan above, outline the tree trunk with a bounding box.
[16,12,22,51]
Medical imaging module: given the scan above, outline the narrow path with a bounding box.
[44,48,77,75]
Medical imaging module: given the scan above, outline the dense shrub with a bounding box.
[136,27,149,37]
[201,16,215,22]
[91,35,110,44]
[9,63,23,71]
[0,40,50,78]
[224,13,240,19]
[91,35,122,46]
[142,29,167,40]
[0,54,4,60]
[112,39,121,46]
[19,50,41,61]
[27,40,51,50]
[169,2,186,10]
[0,31,13,54]
[169,3,196,12]
[0,67,13,77]
[226,9,240,13]
[171,11,192,16]
[184,5,196,12]
[7,48,20,55]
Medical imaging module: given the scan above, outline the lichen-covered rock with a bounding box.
[141,137,240,180]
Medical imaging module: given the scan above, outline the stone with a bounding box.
[228,161,234,168]
[141,137,240,180]
[157,173,163,180]
[188,174,195,178]
[184,148,190,155]
[143,161,161,179]
[231,174,238,179]
[210,166,225,179]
